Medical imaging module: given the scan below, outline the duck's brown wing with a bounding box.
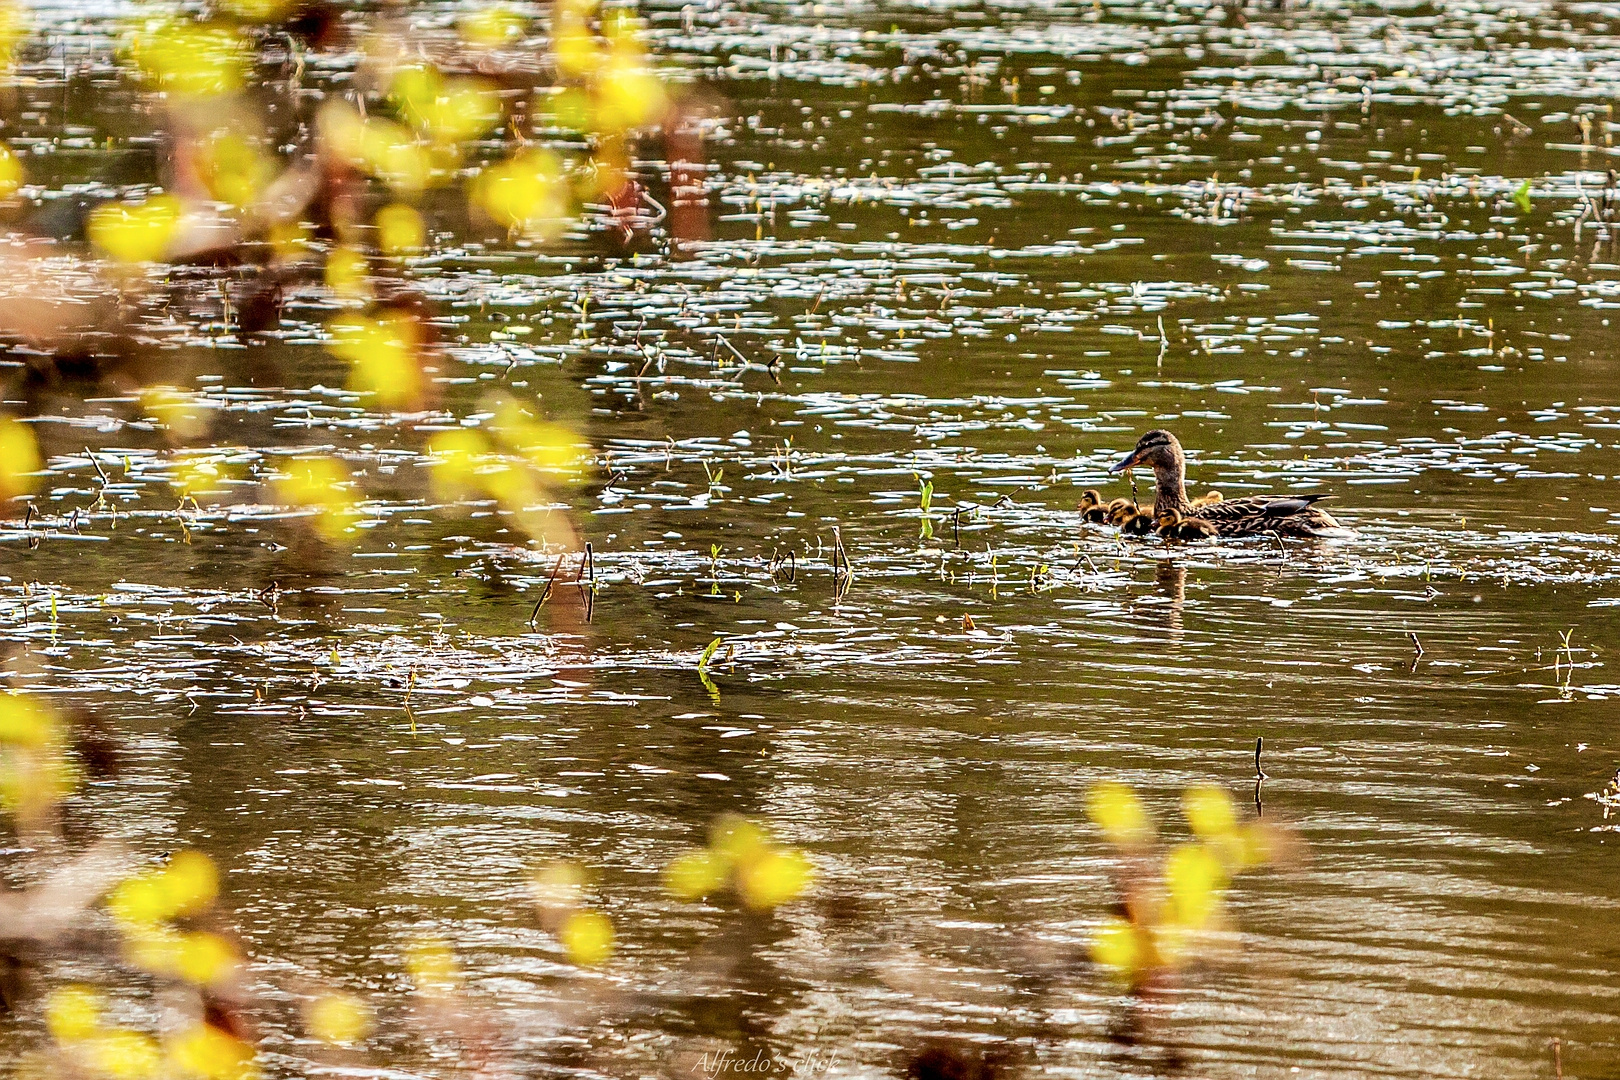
[1195,495,1341,537]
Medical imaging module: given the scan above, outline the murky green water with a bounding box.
[6,1,1620,1077]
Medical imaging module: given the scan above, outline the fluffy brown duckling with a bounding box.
[1120,509,1156,536]
[1192,489,1223,508]
[1106,497,1139,525]
[1077,489,1108,523]
[1155,510,1219,541]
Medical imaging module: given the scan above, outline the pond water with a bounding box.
[4,1,1620,1077]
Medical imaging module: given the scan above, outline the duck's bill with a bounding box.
[1109,449,1143,474]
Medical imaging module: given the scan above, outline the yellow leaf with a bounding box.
[1085,781,1153,847]
[558,908,614,967]
[89,195,181,264]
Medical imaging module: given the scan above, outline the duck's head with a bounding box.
[1110,429,1184,475]
[1078,488,1102,508]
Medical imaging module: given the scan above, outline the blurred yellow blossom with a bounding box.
[663,849,727,901]
[217,0,295,21]
[558,908,614,967]
[306,993,371,1046]
[473,149,569,239]
[1086,781,1153,847]
[375,202,425,256]
[405,937,459,995]
[664,816,814,911]
[196,132,274,208]
[737,847,814,911]
[324,246,371,301]
[426,428,493,502]
[1165,842,1227,931]
[141,386,213,441]
[89,195,182,263]
[488,398,583,477]
[1090,915,1148,981]
[390,67,502,145]
[326,311,425,410]
[269,455,358,543]
[176,931,240,987]
[0,1,26,71]
[124,19,247,99]
[0,144,24,198]
[318,102,430,195]
[88,1028,164,1079]
[461,4,525,48]
[0,691,78,829]
[165,1023,256,1080]
[108,850,219,928]
[1182,784,1238,839]
[45,985,104,1044]
[0,415,41,500]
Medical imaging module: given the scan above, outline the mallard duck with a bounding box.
[1110,430,1342,538]
[1155,510,1219,541]
[1106,497,1138,525]
[1120,509,1156,536]
[1077,489,1108,523]
[1192,489,1223,508]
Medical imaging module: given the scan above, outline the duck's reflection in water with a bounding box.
[1152,559,1186,640]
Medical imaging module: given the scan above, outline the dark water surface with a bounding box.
[5,1,1620,1077]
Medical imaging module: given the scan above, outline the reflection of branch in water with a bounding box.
[1254,736,1269,816]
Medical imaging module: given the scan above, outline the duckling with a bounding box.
[1155,509,1219,541]
[1106,497,1138,525]
[1077,489,1108,523]
[1192,489,1223,508]
[1121,509,1156,536]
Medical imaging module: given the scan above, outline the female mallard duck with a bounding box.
[1078,489,1108,523]
[1111,430,1342,538]
[1155,510,1219,541]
